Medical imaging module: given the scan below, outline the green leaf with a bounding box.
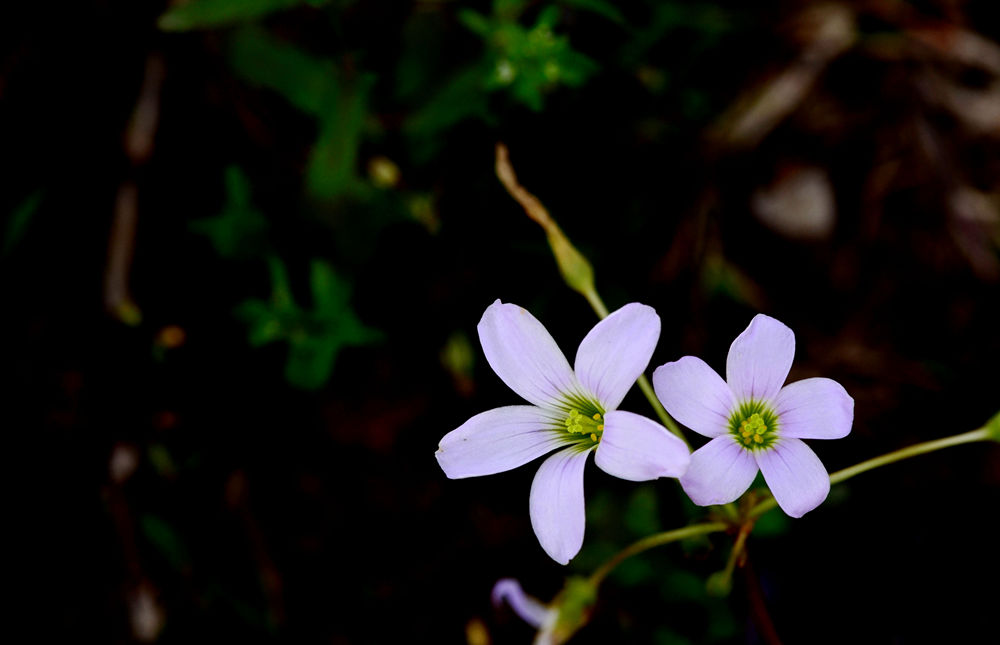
[140,514,190,572]
[285,334,339,390]
[457,9,493,38]
[464,4,597,111]
[268,254,296,308]
[493,0,528,20]
[309,258,350,314]
[237,257,379,389]
[228,25,335,116]
[624,485,660,537]
[305,74,374,201]
[159,0,324,32]
[2,190,42,256]
[189,166,268,259]
[404,64,491,141]
[752,505,791,538]
[560,0,625,24]
[308,259,380,345]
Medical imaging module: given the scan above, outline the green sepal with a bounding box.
[547,229,596,300]
[986,410,1000,443]
[549,576,596,644]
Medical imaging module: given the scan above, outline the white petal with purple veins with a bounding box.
[653,356,735,438]
[774,377,854,439]
[529,446,591,565]
[595,410,690,481]
[726,314,795,403]
[491,578,553,629]
[574,303,660,410]
[478,300,582,409]
[756,438,831,517]
[679,436,759,506]
[436,406,565,479]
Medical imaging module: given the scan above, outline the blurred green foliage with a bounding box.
[3,190,42,256]
[159,0,330,31]
[189,166,268,259]
[227,24,335,116]
[459,2,598,111]
[172,0,628,390]
[141,514,192,572]
[237,257,379,390]
[162,0,740,391]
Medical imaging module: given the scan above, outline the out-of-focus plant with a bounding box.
[158,0,331,32]
[237,257,379,390]
[189,165,268,260]
[2,190,42,256]
[459,1,598,111]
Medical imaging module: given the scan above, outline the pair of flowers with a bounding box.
[436,300,853,564]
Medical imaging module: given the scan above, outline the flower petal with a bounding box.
[774,377,854,439]
[756,438,831,517]
[726,314,795,403]
[594,410,690,481]
[436,406,565,479]
[652,356,735,438]
[491,579,553,629]
[679,436,758,506]
[574,303,660,410]
[478,300,582,409]
[529,446,591,565]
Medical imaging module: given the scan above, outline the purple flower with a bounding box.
[491,577,593,645]
[436,300,690,564]
[492,578,557,635]
[652,314,853,517]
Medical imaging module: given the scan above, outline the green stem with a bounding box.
[637,374,687,444]
[582,287,609,319]
[707,521,752,596]
[828,427,992,485]
[588,522,728,587]
[582,287,688,446]
[748,425,994,518]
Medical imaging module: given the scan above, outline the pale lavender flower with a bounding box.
[491,578,557,635]
[491,577,595,645]
[652,314,853,517]
[436,300,690,564]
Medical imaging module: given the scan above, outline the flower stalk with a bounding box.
[589,416,998,586]
[494,142,686,445]
[748,420,997,519]
[588,521,728,587]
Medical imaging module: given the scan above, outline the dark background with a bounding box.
[3,1,998,643]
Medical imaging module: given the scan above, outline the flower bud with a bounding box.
[987,410,1000,443]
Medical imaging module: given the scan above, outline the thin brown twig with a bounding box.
[494,142,555,230]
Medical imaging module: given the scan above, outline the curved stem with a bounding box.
[588,522,728,587]
[637,374,687,444]
[711,521,752,595]
[748,425,994,518]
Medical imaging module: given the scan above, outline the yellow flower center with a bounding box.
[729,401,779,451]
[564,409,604,444]
[738,413,768,447]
